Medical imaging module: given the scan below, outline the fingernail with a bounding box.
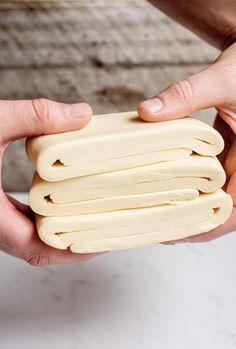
[70,103,91,119]
[141,98,163,113]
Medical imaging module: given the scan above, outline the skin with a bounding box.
[138,0,236,243]
[1,2,236,265]
[0,99,97,265]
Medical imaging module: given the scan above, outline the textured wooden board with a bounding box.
[0,1,218,68]
[0,0,142,5]
[0,0,218,191]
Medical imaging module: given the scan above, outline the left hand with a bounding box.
[0,98,97,265]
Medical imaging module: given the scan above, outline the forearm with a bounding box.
[148,0,236,50]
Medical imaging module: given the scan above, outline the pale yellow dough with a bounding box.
[26,112,233,253]
[36,190,232,253]
[26,112,224,181]
[29,155,226,216]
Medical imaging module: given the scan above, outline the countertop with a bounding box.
[0,193,236,349]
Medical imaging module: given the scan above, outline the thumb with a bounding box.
[0,98,92,143]
[138,63,228,122]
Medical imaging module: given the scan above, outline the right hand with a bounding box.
[138,42,236,243]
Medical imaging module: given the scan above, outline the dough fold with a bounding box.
[29,155,226,216]
[26,112,233,253]
[35,190,232,253]
[26,112,224,181]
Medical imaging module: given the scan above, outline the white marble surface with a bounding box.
[0,193,236,349]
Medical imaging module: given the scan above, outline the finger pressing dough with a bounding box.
[26,112,233,253]
[29,155,226,216]
[35,190,232,253]
[26,112,224,182]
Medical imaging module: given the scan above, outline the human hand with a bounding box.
[0,98,97,265]
[138,42,236,243]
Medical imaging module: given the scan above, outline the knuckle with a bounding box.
[167,79,194,103]
[25,250,50,267]
[31,98,51,125]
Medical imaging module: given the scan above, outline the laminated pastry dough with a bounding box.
[29,155,226,216]
[26,112,224,182]
[26,112,233,253]
[35,190,233,253]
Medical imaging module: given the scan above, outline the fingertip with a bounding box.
[81,103,93,127]
[137,108,159,123]
[68,102,93,130]
[137,98,164,122]
[81,102,93,119]
[70,102,93,119]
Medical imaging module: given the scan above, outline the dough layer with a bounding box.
[36,190,233,253]
[29,155,226,216]
[26,112,224,181]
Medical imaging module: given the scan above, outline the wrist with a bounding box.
[220,27,236,51]
[148,0,236,51]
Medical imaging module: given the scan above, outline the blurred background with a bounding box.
[1,0,218,192]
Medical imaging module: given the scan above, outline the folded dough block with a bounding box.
[27,113,232,253]
[35,190,233,253]
[26,112,224,181]
[29,155,226,216]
